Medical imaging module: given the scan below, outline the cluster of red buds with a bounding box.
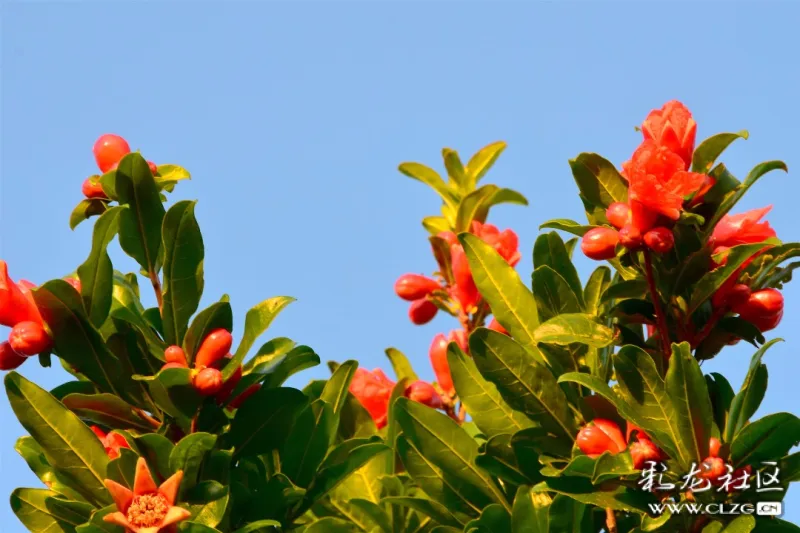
[161,330,259,409]
[82,134,159,199]
[0,262,82,370]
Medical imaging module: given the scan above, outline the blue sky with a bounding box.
[3,1,800,528]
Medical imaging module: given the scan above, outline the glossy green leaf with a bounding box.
[460,233,541,354]
[600,279,648,303]
[725,339,783,442]
[569,152,628,211]
[531,266,582,322]
[665,342,714,462]
[5,372,111,507]
[385,347,419,382]
[349,499,392,532]
[182,300,233,365]
[61,393,153,432]
[442,148,467,188]
[320,360,357,415]
[304,517,359,533]
[14,437,86,502]
[464,504,511,532]
[533,232,584,306]
[77,207,121,328]
[706,372,736,440]
[281,399,337,488]
[399,162,457,207]
[456,185,500,231]
[707,160,788,233]
[547,493,592,533]
[226,296,295,379]
[184,480,228,527]
[467,141,506,184]
[132,433,174,483]
[447,343,532,437]
[106,447,138,487]
[689,243,773,314]
[384,496,463,527]
[33,280,123,395]
[228,386,308,458]
[475,433,535,485]
[232,520,282,533]
[510,486,550,533]
[114,152,166,275]
[258,345,321,389]
[10,488,93,533]
[691,131,749,173]
[242,336,296,373]
[583,266,611,316]
[532,476,655,513]
[161,200,205,346]
[394,397,510,511]
[538,219,597,238]
[134,367,199,424]
[730,412,800,467]
[154,164,191,189]
[170,433,217,495]
[395,435,479,521]
[69,198,108,230]
[533,313,613,348]
[470,328,577,443]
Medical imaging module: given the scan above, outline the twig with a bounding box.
[134,408,161,430]
[605,508,617,533]
[457,403,467,423]
[643,250,672,359]
[149,270,163,313]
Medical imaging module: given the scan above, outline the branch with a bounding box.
[643,250,672,359]
[605,508,617,533]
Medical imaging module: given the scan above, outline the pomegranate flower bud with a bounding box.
[93,134,131,174]
[631,439,666,469]
[0,341,27,371]
[437,231,459,246]
[618,225,644,250]
[162,362,186,371]
[733,289,784,332]
[408,298,438,325]
[349,368,396,429]
[91,426,131,460]
[82,177,107,199]
[164,345,188,367]
[576,419,627,457]
[148,161,158,176]
[394,274,441,301]
[581,228,619,260]
[64,277,82,293]
[103,458,190,532]
[429,333,455,397]
[192,368,223,396]
[487,317,508,335]
[698,456,727,484]
[709,437,721,458]
[626,422,652,443]
[643,227,675,254]
[606,202,631,230]
[194,329,233,368]
[8,321,52,356]
[405,380,443,409]
[0,261,42,327]
[712,283,751,310]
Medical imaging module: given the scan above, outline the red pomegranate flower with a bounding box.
[103,458,190,533]
[710,206,777,249]
[0,261,42,328]
[641,100,697,167]
[349,368,396,429]
[91,426,131,460]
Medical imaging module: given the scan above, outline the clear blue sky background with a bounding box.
[2,1,799,529]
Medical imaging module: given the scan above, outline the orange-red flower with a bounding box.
[0,261,42,328]
[91,426,131,460]
[623,141,708,231]
[349,368,396,429]
[471,221,521,267]
[641,100,697,167]
[710,206,777,249]
[104,458,190,533]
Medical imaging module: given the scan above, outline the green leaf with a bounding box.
[532,476,655,513]
[707,160,788,234]
[399,162,457,207]
[384,347,419,382]
[161,200,205,346]
[257,345,321,389]
[61,393,154,432]
[242,337,296,374]
[538,219,598,238]
[135,367,200,424]
[106,447,138,487]
[460,233,541,355]
[423,215,452,235]
[394,397,510,511]
[114,152,166,275]
[533,313,613,348]
[475,433,535,485]
[689,243,771,314]
[569,153,628,211]
[470,328,577,444]
[33,280,123,396]
[600,279,648,303]
[706,373,736,440]
[465,504,511,532]
[304,518,359,533]
[547,494,591,533]
[226,296,295,379]
[466,141,506,185]
[730,412,800,467]
[456,185,500,232]
[5,372,111,507]
[170,433,217,495]
[132,433,174,482]
[10,488,93,533]
[15,437,87,502]
[725,339,783,442]
[154,164,191,189]
[395,435,479,521]
[77,207,122,328]
[533,232,584,306]
[320,360,358,415]
[281,399,336,488]
[183,480,228,528]
[382,497,463,528]
[69,198,108,230]
[691,131,749,173]
[228,387,308,458]
[510,486,550,533]
[447,343,533,438]
[583,266,611,316]
[443,148,467,189]
[232,520,282,533]
[348,499,392,532]
[531,266,582,322]
[183,300,233,365]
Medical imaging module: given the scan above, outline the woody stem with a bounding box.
[605,508,617,533]
[643,250,672,359]
[150,270,163,313]
[133,408,161,429]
